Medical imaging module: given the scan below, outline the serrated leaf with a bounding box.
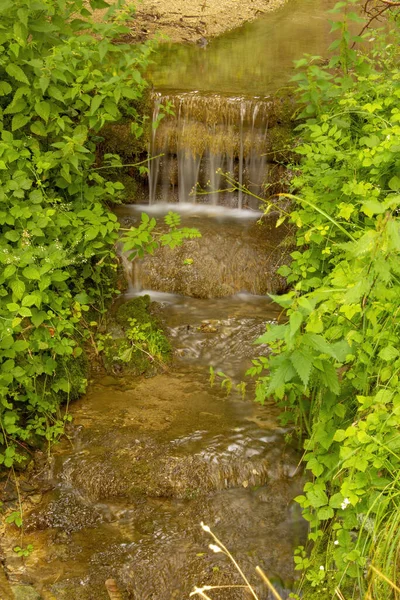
[10,279,25,300]
[318,360,340,395]
[303,333,337,358]
[255,324,287,345]
[6,63,30,85]
[307,487,329,508]
[35,101,51,123]
[306,457,324,477]
[317,505,334,520]
[290,349,313,387]
[289,310,303,338]
[0,81,12,96]
[379,345,399,361]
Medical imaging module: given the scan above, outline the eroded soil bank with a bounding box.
[97,0,288,43]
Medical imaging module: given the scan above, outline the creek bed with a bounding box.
[2,288,306,600]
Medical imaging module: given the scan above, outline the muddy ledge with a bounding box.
[96,0,288,44]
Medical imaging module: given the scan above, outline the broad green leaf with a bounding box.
[5,230,19,242]
[90,94,103,115]
[379,345,399,361]
[306,457,324,477]
[0,81,12,96]
[289,310,303,337]
[4,265,16,279]
[30,121,47,136]
[361,200,385,217]
[290,349,313,387]
[318,361,340,395]
[389,176,400,192]
[307,487,329,508]
[10,279,25,300]
[12,114,30,131]
[22,266,40,280]
[317,506,334,520]
[35,101,51,123]
[6,63,30,85]
[255,324,287,345]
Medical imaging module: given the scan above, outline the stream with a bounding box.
[1,2,336,598]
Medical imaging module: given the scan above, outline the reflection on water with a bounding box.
[149,0,336,95]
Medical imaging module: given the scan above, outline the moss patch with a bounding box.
[102,296,171,377]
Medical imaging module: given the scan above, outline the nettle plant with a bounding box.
[0,0,199,468]
[249,3,400,598]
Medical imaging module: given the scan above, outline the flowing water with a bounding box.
[1,2,338,598]
[2,292,306,600]
[146,0,336,208]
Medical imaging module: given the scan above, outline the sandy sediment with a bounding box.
[98,0,288,43]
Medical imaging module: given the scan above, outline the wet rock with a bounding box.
[10,585,41,600]
[132,213,292,298]
[27,490,103,534]
[98,375,120,387]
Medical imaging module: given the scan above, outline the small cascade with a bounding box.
[148,92,287,209]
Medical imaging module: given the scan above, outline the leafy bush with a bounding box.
[249,3,400,597]
[0,0,199,467]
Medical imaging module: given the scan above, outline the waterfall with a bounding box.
[147,92,283,210]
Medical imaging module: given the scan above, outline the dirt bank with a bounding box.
[108,0,288,43]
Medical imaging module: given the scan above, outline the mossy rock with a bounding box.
[102,296,171,376]
[115,294,152,327]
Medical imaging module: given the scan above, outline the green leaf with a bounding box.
[5,230,19,242]
[0,81,12,96]
[35,101,51,123]
[289,310,303,338]
[12,114,30,131]
[22,266,40,280]
[290,349,313,387]
[318,361,340,395]
[4,265,16,279]
[10,279,25,300]
[317,506,334,520]
[361,200,385,217]
[6,63,30,85]
[307,487,329,508]
[90,94,103,115]
[389,176,400,192]
[30,121,47,136]
[379,345,399,361]
[306,457,324,477]
[13,340,28,352]
[255,324,287,345]
[31,310,47,327]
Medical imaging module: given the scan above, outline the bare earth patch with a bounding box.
[97,0,288,43]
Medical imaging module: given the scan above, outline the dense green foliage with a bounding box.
[99,295,171,374]
[0,0,200,468]
[250,3,400,597]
